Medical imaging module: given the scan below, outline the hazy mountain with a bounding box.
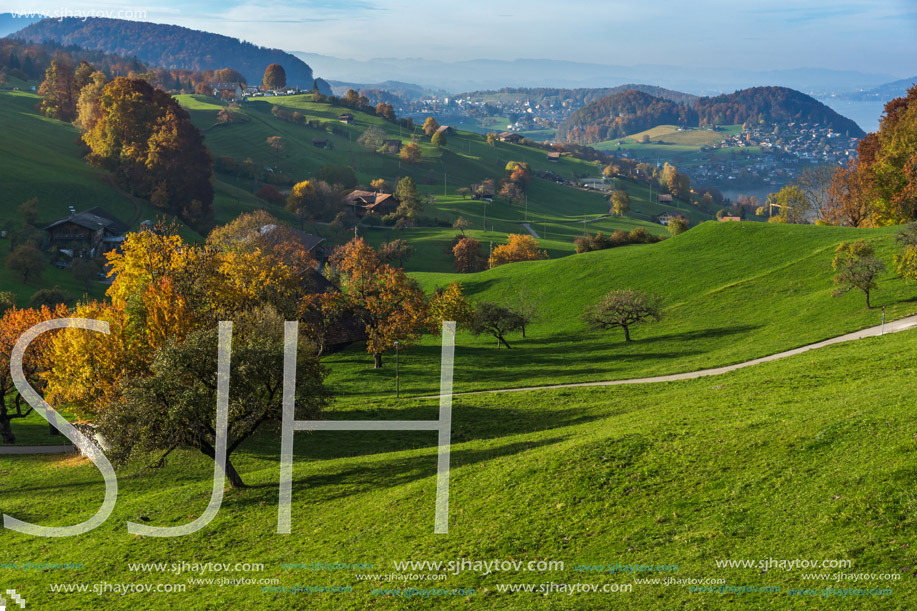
[295,52,893,96]
[326,80,434,101]
[0,13,41,38]
[11,18,316,88]
[836,77,917,101]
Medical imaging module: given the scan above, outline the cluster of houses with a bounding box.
[208,82,300,103]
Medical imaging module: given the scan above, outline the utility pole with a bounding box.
[881,306,886,335]
[394,341,400,398]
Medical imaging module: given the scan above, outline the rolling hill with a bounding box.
[4,221,917,609]
[10,17,316,88]
[559,86,866,145]
[323,221,917,399]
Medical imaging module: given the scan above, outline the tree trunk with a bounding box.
[865,290,871,309]
[623,325,631,342]
[0,417,15,444]
[374,352,383,368]
[498,334,512,349]
[521,323,527,338]
[224,458,246,489]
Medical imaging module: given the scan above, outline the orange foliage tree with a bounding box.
[0,304,68,443]
[488,234,548,269]
[328,238,428,368]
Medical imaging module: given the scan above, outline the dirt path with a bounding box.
[444,314,917,397]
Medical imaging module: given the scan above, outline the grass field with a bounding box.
[1,314,914,609]
[322,221,917,401]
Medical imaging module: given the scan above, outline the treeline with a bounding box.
[0,37,255,99]
[15,17,314,88]
[558,86,867,144]
[0,38,145,84]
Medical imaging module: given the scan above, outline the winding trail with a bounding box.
[443,314,917,397]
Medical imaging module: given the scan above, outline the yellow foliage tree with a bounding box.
[488,234,548,269]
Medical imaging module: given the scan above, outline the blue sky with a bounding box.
[7,0,917,76]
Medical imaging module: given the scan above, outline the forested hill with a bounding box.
[556,90,698,142]
[11,18,314,87]
[693,86,865,137]
[558,85,867,144]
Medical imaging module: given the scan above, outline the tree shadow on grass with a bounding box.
[227,435,569,509]
[239,400,607,462]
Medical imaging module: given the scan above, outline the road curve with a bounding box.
[443,314,917,397]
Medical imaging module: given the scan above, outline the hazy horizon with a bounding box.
[3,1,916,79]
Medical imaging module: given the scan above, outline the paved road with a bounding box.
[447,314,917,397]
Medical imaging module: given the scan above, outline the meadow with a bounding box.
[1,312,914,609]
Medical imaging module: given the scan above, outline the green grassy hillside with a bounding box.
[178,94,711,269]
[2,313,914,609]
[323,221,917,400]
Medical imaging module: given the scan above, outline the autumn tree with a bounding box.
[82,78,213,226]
[0,304,68,443]
[262,63,286,89]
[358,126,385,150]
[453,237,485,273]
[327,238,428,368]
[667,216,689,236]
[422,116,440,136]
[17,198,39,227]
[610,191,631,215]
[395,176,423,219]
[286,180,340,226]
[894,222,917,280]
[375,102,396,121]
[832,240,885,308]
[486,132,497,146]
[428,282,474,330]
[370,178,390,192]
[471,302,523,349]
[825,159,873,227]
[267,135,285,158]
[38,58,92,122]
[5,244,44,283]
[399,142,421,164]
[74,69,107,132]
[456,187,471,199]
[488,234,548,268]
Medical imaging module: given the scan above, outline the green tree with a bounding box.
[431,130,447,147]
[395,176,422,219]
[97,310,327,489]
[470,302,523,349]
[5,244,44,283]
[667,216,688,236]
[17,198,39,226]
[583,289,663,342]
[767,185,810,224]
[832,240,885,308]
[894,222,917,279]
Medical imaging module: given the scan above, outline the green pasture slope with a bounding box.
[323,221,917,400]
[177,93,711,267]
[1,303,915,609]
